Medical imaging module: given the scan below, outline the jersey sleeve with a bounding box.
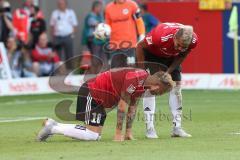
[131,1,145,36]
[143,26,161,48]
[130,0,140,17]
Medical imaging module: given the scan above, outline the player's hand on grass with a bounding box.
[124,129,136,141]
[113,133,124,142]
[124,134,136,141]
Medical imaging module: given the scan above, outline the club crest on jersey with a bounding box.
[127,84,136,94]
[146,36,153,45]
[122,8,129,15]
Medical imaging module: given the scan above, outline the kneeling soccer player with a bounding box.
[37,67,175,142]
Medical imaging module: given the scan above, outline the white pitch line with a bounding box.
[0,98,63,106]
[229,132,240,135]
[0,117,46,123]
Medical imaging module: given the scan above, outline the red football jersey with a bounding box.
[143,23,198,58]
[87,68,148,108]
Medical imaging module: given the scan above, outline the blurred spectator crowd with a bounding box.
[0,0,76,78]
[0,0,161,79]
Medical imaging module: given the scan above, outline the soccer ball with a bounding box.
[94,23,111,40]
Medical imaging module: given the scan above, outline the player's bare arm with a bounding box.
[114,93,137,141]
[114,100,127,141]
[125,104,137,140]
[166,51,189,74]
[136,40,148,69]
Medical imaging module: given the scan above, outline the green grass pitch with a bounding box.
[0,90,240,160]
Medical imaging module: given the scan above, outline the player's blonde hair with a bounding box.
[149,71,175,95]
[175,25,193,47]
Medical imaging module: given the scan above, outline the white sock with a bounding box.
[51,123,99,141]
[143,90,156,130]
[51,123,76,134]
[169,85,182,128]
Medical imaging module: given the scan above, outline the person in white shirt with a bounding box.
[50,0,78,69]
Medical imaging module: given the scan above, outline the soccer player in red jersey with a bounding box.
[136,23,198,138]
[37,68,174,142]
[105,0,146,141]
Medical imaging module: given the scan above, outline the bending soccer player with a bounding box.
[37,68,175,142]
[105,0,146,141]
[136,23,198,138]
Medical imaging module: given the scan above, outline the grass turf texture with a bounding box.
[0,90,240,160]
